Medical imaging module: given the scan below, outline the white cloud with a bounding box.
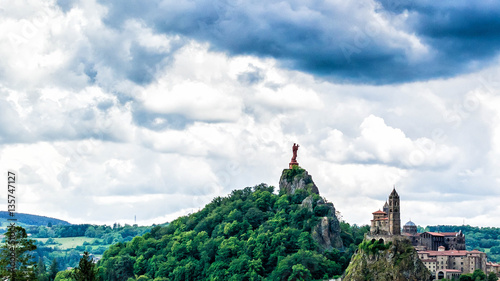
[143,80,243,121]
[319,115,459,169]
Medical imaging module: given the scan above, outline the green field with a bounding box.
[34,237,105,249]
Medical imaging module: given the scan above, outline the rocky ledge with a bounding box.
[343,237,431,281]
[279,166,343,251]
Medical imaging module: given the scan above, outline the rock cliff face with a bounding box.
[311,201,344,250]
[279,167,343,251]
[343,238,431,281]
[279,168,319,195]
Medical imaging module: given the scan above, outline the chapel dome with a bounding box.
[405,221,416,227]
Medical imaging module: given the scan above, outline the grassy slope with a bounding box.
[34,237,101,250]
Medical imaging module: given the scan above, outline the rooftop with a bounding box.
[440,232,461,237]
[404,221,416,226]
[390,187,399,197]
[424,232,444,237]
[418,249,486,257]
[444,269,462,273]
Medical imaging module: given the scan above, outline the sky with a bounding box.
[1,0,500,227]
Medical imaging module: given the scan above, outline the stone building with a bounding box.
[403,229,466,251]
[402,221,421,247]
[418,247,488,279]
[365,188,498,280]
[403,220,417,235]
[486,262,500,276]
[370,210,389,235]
[369,187,401,236]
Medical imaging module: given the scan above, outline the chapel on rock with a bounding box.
[369,187,401,236]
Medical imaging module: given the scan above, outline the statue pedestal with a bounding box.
[289,160,299,169]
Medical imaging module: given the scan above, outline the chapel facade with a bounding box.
[369,187,401,236]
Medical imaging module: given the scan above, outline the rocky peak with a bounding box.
[279,167,319,195]
[343,238,431,281]
[280,166,343,251]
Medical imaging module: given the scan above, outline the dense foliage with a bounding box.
[96,184,369,280]
[28,223,151,240]
[426,225,500,262]
[457,269,497,281]
[0,225,37,280]
[33,224,154,276]
[358,239,392,255]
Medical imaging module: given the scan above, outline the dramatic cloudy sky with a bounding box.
[1,0,500,227]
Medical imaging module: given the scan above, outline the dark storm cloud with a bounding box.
[81,0,500,84]
[379,0,500,62]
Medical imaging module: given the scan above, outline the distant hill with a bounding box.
[0,211,71,227]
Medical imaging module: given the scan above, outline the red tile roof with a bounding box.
[372,210,387,214]
[444,269,462,273]
[424,232,445,237]
[468,250,484,254]
[418,249,487,257]
[440,232,460,236]
[418,250,467,256]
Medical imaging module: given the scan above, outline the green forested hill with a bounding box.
[0,211,70,230]
[96,184,369,280]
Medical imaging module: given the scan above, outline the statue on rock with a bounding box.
[278,144,343,251]
[289,143,300,169]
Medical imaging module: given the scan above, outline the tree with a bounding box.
[0,224,37,280]
[85,226,96,238]
[472,269,487,280]
[288,264,312,281]
[72,251,98,281]
[54,269,74,281]
[460,274,473,281]
[488,272,498,281]
[36,257,49,281]
[49,258,60,281]
[490,246,500,255]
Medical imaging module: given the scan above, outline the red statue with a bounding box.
[289,143,299,169]
[292,143,299,161]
